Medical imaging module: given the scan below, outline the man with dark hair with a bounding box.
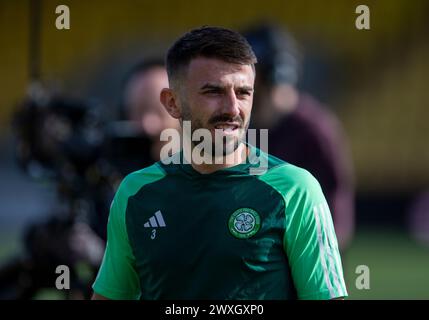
[92,26,347,300]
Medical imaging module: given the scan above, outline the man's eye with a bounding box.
[237,90,251,97]
[204,90,221,95]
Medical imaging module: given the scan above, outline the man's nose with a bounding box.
[221,90,240,118]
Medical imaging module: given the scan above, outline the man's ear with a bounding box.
[160,88,182,119]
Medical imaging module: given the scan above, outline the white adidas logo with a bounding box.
[144,210,166,228]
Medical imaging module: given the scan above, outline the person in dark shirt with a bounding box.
[107,59,180,175]
[244,24,355,250]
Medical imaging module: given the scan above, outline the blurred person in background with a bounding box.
[109,59,180,175]
[243,24,355,251]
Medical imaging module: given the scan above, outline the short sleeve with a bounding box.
[283,171,348,300]
[92,187,141,300]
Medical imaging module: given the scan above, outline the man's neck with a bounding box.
[188,143,249,174]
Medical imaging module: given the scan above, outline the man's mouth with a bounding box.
[213,123,240,134]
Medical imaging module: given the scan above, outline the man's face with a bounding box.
[125,67,178,137]
[178,57,255,155]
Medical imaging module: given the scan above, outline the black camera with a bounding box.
[13,94,105,180]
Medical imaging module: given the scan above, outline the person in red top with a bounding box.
[244,24,355,251]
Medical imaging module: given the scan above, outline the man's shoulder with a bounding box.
[116,162,167,198]
[260,152,321,195]
[257,147,312,181]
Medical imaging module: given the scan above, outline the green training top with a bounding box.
[92,145,348,300]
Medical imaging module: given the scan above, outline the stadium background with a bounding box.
[0,0,428,299]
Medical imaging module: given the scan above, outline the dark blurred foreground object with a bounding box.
[0,0,155,299]
[0,217,101,299]
[13,92,104,180]
[244,24,355,251]
[0,87,154,299]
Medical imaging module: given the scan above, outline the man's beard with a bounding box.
[181,106,248,157]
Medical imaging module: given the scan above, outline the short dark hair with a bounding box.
[166,26,257,86]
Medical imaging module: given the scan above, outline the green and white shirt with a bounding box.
[93,145,348,300]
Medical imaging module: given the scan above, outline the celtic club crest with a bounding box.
[228,208,261,239]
